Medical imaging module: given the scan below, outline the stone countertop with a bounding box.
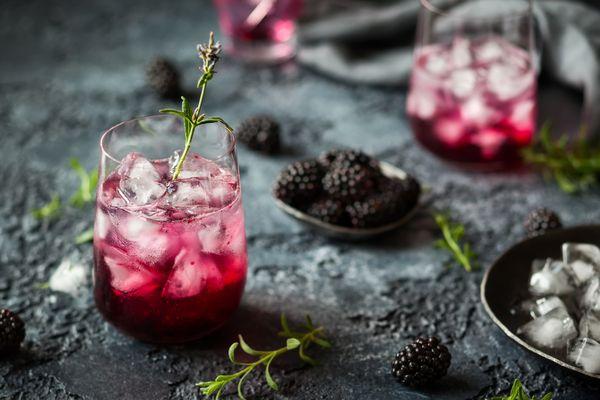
[1,0,600,399]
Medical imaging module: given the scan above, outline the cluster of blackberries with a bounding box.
[0,308,25,355]
[146,57,181,99]
[391,336,451,387]
[237,115,281,154]
[524,207,562,238]
[273,149,421,228]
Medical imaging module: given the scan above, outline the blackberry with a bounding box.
[524,208,562,237]
[237,115,281,154]
[273,159,324,208]
[146,57,180,98]
[391,337,451,387]
[0,309,25,354]
[319,149,377,170]
[322,164,378,202]
[307,199,349,226]
[378,175,421,211]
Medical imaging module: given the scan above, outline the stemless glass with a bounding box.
[94,115,247,343]
[407,0,537,168]
[213,0,303,63]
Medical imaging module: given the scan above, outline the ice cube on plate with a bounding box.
[118,152,166,205]
[529,258,575,296]
[517,306,578,350]
[562,243,600,286]
[568,337,600,374]
[580,311,600,342]
[581,277,600,313]
[449,68,477,98]
[161,248,223,299]
[103,245,160,295]
[528,296,569,319]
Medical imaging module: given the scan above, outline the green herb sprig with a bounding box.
[489,379,553,400]
[160,32,232,180]
[69,158,99,207]
[434,212,477,272]
[522,123,600,193]
[198,314,331,400]
[74,228,94,244]
[32,194,61,220]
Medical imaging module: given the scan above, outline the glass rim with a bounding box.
[100,114,237,164]
[419,0,534,22]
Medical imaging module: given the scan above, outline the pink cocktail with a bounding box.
[213,0,303,63]
[94,116,247,343]
[408,0,537,168]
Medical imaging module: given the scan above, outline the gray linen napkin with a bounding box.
[298,0,600,132]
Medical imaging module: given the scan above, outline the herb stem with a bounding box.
[439,221,471,272]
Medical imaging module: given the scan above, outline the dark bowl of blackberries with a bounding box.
[273,149,421,240]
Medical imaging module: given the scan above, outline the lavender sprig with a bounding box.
[160,32,232,180]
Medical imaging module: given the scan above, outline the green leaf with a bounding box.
[280,313,291,335]
[264,357,279,391]
[181,96,193,139]
[434,212,476,272]
[237,370,251,400]
[238,335,263,356]
[74,228,94,244]
[228,342,238,363]
[312,336,332,348]
[69,158,98,208]
[539,393,553,400]
[32,195,61,220]
[286,338,300,350]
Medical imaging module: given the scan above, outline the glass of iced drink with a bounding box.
[407,0,537,168]
[213,0,303,63]
[94,115,247,343]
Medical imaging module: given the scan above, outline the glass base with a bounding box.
[226,37,296,64]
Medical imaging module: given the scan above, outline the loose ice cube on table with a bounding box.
[581,277,600,313]
[580,311,600,342]
[568,338,600,374]
[562,243,600,286]
[118,152,166,205]
[529,258,575,296]
[517,307,578,350]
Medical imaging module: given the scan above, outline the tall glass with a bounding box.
[213,0,303,63]
[94,115,247,343]
[407,0,537,168]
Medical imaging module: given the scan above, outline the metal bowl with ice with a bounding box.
[481,225,600,379]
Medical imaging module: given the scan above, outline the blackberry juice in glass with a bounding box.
[94,115,247,343]
[213,0,303,63]
[407,0,538,168]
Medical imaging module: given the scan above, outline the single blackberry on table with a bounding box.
[0,309,25,354]
[273,159,324,208]
[237,115,281,154]
[307,199,349,226]
[319,149,377,170]
[391,336,451,387]
[524,208,562,237]
[322,164,378,202]
[146,57,181,98]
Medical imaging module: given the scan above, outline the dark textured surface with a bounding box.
[1,0,600,399]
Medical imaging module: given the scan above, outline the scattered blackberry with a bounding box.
[273,159,324,208]
[0,309,25,354]
[391,337,451,387]
[146,57,180,98]
[322,164,378,202]
[524,208,562,237]
[319,149,377,170]
[307,199,349,226]
[237,115,281,154]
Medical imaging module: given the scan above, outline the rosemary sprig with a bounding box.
[32,194,61,220]
[522,123,600,193]
[489,379,553,400]
[69,158,98,207]
[160,32,232,180]
[434,212,477,272]
[197,314,331,400]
